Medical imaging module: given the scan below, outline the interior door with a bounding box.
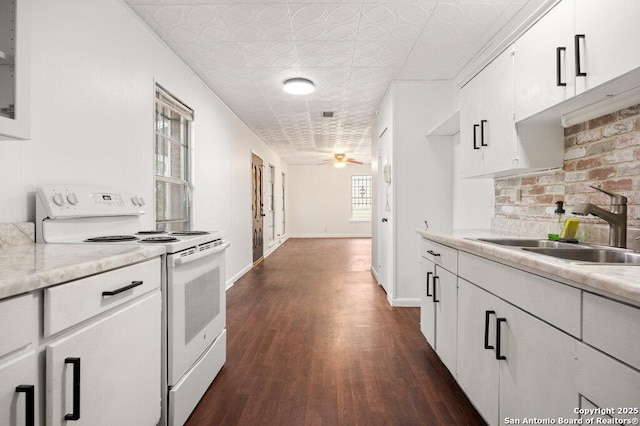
[377,127,392,296]
[252,153,264,265]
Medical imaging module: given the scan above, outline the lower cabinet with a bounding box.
[457,278,579,424]
[0,351,37,426]
[420,240,458,376]
[46,291,161,426]
[577,342,640,422]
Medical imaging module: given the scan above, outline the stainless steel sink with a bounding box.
[522,247,640,265]
[474,238,585,248]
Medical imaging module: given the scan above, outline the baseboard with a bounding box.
[388,297,420,308]
[226,236,289,291]
[370,266,380,283]
[227,263,252,291]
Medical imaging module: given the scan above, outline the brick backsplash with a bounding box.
[493,103,640,248]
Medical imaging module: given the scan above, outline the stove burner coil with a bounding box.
[84,235,139,242]
[170,231,210,236]
[139,236,179,243]
[136,230,166,235]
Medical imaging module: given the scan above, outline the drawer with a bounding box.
[44,258,161,337]
[577,343,640,420]
[421,239,457,273]
[458,251,581,337]
[583,292,640,370]
[0,293,35,357]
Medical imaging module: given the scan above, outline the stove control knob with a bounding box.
[138,197,145,206]
[132,196,140,206]
[66,193,79,205]
[52,193,65,206]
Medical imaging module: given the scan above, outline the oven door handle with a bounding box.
[170,242,230,267]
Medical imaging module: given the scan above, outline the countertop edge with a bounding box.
[0,245,166,300]
[416,228,640,306]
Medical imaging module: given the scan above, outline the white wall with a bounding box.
[0,0,288,286]
[451,131,494,229]
[288,164,372,237]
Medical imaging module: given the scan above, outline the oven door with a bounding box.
[167,243,228,385]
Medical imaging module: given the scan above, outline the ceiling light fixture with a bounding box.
[283,78,315,95]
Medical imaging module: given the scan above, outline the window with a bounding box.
[351,175,372,221]
[154,85,193,231]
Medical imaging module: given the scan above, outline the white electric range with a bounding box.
[36,185,228,426]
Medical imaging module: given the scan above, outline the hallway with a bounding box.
[185,238,485,425]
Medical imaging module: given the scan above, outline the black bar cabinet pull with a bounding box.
[102,280,143,297]
[575,34,586,76]
[65,357,81,421]
[426,272,433,297]
[473,124,480,149]
[426,250,440,257]
[15,385,35,426]
[484,310,495,350]
[556,47,567,86]
[432,276,440,303]
[480,120,488,146]
[496,318,507,360]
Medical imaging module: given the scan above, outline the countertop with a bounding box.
[0,243,166,300]
[416,228,640,306]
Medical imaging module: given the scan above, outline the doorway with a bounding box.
[378,127,392,296]
[252,153,264,265]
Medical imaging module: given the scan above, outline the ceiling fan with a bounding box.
[320,153,363,168]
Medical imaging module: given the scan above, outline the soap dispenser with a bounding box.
[548,201,565,241]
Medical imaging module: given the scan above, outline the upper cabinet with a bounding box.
[514,0,640,122]
[514,0,575,122]
[460,49,518,178]
[460,48,563,178]
[574,0,640,95]
[0,0,30,140]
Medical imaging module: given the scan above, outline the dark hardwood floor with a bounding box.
[185,238,485,425]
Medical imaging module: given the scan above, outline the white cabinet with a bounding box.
[44,259,162,426]
[460,49,517,177]
[574,0,640,95]
[0,0,30,140]
[0,257,162,426]
[0,351,37,426]
[578,292,640,417]
[514,0,640,121]
[514,0,575,121]
[46,291,161,426]
[460,48,562,177]
[1,293,37,426]
[420,239,458,375]
[577,343,640,422]
[457,278,579,425]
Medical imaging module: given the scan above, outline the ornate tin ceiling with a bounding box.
[126,0,537,165]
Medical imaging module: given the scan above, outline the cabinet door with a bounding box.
[419,258,435,347]
[574,0,640,94]
[0,351,37,426]
[46,292,161,426]
[433,265,457,376]
[481,48,518,176]
[498,297,579,422]
[459,75,484,177]
[577,343,640,421]
[514,0,575,121]
[457,279,499,425]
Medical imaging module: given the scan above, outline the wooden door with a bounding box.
[252,153,264,265]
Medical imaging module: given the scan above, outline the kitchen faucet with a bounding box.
[572,186,627,248]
